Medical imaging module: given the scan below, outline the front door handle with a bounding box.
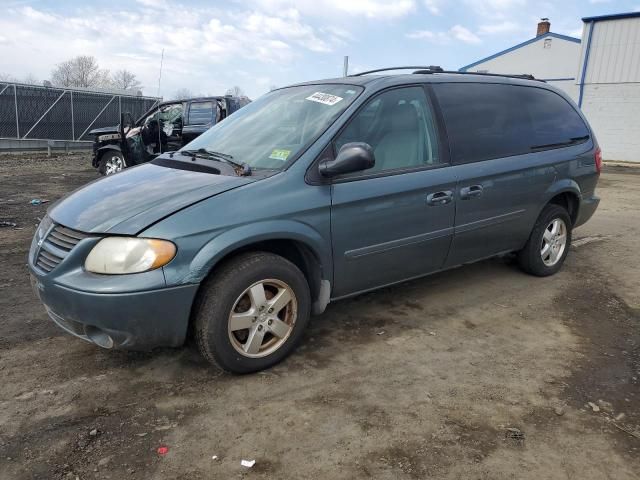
[426,190,453,206]
[460,185,483,200]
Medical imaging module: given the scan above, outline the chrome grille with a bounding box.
[35,224,89,273]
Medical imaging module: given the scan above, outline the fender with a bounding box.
[185,219,332,285]
[93,145,123,167]
[536,178,582,220]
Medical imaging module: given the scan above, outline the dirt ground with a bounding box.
[0,153,638,480]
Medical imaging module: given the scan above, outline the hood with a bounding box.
[49,161,255,234]
[89,125,119,136]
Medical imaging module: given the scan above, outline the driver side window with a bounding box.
[334,86,441,173]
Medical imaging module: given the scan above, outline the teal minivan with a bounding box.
[29,67,601,373]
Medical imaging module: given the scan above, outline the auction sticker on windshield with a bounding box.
[269,149,291,161]
[306,92,343,106]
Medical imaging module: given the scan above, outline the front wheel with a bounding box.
[194,252,311,373]
[98,151,126,176]
[517,204,572,277]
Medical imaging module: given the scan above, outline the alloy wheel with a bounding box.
[540,218,567,266]
[227,279,297,358]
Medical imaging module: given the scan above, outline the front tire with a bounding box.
[194,252,311,374]
[518,204,572,277]
[98,151,126,176]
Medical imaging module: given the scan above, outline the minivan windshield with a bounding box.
[183,84,363,169]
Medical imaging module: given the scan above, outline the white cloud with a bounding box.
[464,0,525,18]
[135,0,170,7]
[245,0,415,19]
[450,25,481,44]
[331,0,415,18]
[479,0,525,8]
[0,4,355,98]
[407,30,434,39]
[478,20,520,34]
[423,0,443,14]
[243,9,332,52]
[407,24,481,44]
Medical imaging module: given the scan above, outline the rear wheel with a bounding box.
[194,252,311,373]
[518,204,572,276]
[98,151,126,176]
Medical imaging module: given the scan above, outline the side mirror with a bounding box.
[319,142,375,177]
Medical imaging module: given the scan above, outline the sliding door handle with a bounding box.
[426,190,453,206]
[460,185,483,199]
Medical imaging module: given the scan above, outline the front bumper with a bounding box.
[30,273,199,350]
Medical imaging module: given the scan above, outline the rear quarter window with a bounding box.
[432,83,589,164]
[519,87,589,149]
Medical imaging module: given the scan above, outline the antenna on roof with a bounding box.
[156,48,164,154]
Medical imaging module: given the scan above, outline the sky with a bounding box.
[0,0,638,100]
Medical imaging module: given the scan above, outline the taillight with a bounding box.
[595,146,602,173]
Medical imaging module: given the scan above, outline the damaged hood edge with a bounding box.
[48,162,255,235]
[88,125,119,136]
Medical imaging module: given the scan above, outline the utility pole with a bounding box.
[343,56,349,77]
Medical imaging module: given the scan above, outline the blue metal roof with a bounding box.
[458,32,581,72]
[582,11,640,22]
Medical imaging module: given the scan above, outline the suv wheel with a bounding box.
[98,152,126,176]
[194,252,311,373]
[518,204,572,277]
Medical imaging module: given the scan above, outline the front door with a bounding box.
[330,86,455,297]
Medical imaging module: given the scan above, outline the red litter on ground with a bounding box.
[157,446,169,456]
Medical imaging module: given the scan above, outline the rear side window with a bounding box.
[188,101,214,124]
[433,83,589,164]
[520,87,589,149]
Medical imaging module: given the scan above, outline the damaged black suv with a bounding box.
[90,95,250,175]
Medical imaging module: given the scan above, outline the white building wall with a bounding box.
[463,34,581,100]
[547,79,579,102]
[581,84,640,161]
[580,18,640,84]
[577,16,640,162]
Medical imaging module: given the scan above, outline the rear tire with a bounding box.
[518,204,572,277]
[194,252,311,374]
[98,151,126,176]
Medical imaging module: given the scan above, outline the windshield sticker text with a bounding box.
[269,149,291,161]
[306,92,343,106]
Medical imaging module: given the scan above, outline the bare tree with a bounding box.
[50,55,110,88]
[225,85,245,97]
[0,73,39,84]
[22,73,40,85]
[111,69,142,91]
[172,88,194,100]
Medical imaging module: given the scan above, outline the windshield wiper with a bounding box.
[530,135,590,151]
[180,148,252,176]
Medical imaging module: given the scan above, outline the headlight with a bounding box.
[85,237,176,274]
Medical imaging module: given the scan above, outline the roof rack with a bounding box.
[351,66,444,76]
[350,66,543,82]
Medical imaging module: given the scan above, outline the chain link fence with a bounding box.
[0,82,160,143]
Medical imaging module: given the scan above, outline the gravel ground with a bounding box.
[0,153,638,480]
